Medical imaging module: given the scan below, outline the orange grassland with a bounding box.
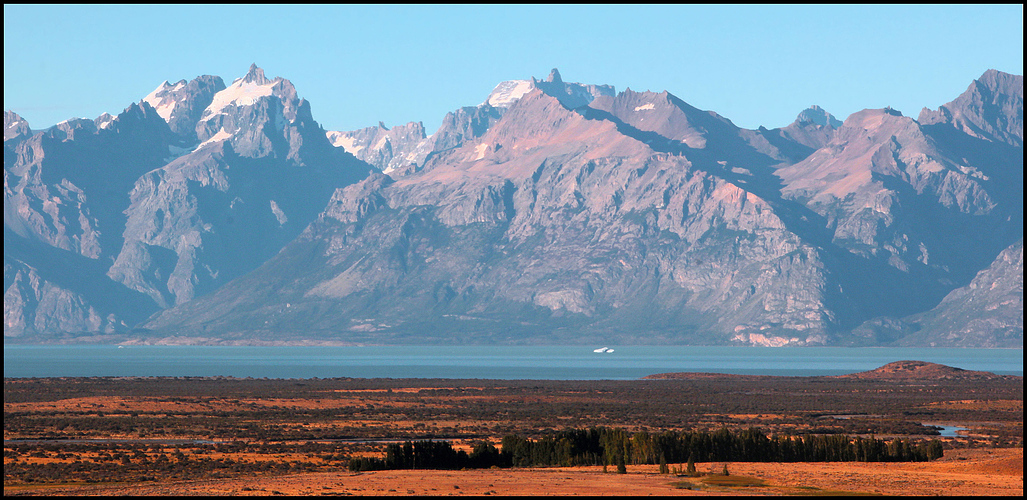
[4,447,1021,496]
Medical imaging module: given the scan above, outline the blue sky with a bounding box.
[4,5,1023,134]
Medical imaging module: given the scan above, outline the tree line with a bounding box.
[349,427,944,471]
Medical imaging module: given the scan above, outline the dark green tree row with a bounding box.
[349,440,503,471]
[503,427,943,466]
[350,427,944,471]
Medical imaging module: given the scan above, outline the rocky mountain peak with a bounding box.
[764,105,844,154]
[485,79,536,108]
[192,66,320,161]
[93,112,117,130]
[976,68,1022,96]
[4,110,32,142]
[917,69,1023,147]
[837,107,916,137]
[474,88,595,152]
[532,69,615,110]
[795,105,842,128]
[142,74,226,142]
[242,63,273,85]
[484,70,614,111]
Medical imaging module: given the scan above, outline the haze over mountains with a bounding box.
[4,66,1022,347]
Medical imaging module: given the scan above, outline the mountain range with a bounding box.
[4,66,1022,347]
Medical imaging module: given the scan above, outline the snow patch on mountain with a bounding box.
[201,79,276,121]
[96,113,117,129]
[485,80,533,108]
[326,130,363,154]
[270,200,288,225]
[196,128,232,149]
[143,81,181,122]
[473,142,489,160]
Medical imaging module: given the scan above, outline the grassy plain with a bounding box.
[3,373,1022,496]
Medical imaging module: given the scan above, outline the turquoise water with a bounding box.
[3,345,1021,379]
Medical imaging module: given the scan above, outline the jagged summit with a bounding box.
[200,66,289,127]
[546,68,562,83]
[241,63,273,85]
[141,74,226,141]
[918,69,1023,147]
[483,69,614,110]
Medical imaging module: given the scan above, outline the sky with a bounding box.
[4,5,1023,134]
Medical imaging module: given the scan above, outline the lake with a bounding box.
[3,345,1021,379]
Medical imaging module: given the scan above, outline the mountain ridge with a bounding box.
[5,67,1022,347]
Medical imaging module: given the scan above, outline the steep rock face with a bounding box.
[5,102,175,260]
[4,225,157,339]
[898,240,1023,347]
[326,121,426,174]
[108,65,370,308]
[326,106,506,177]
[424,104,506,156]
[918,69,1023,147]
[146,88,839,345]
[5,258,110,336]
[4,102,175,337]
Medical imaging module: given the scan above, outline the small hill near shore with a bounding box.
[643,360,1019,380]
[835,360,1015,380]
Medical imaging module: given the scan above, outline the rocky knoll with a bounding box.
[643,360,1017,380]
[836,360,1018,381]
